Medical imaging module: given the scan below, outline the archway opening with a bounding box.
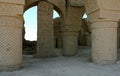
[82,13,87,19]
[53,10,60,19]
[23,6,37,55]
[78,13,91,46]
[24,7,60,41]
[53,10,62,48]
[24,6,37,41]
[23,6,61,55]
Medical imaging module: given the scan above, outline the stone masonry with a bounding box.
[0,0,24,70]
[1,0,120,71]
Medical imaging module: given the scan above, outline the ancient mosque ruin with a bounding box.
[0,0,120,71]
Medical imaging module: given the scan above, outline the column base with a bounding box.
[93,59,116,65]
[63,52,78,57]
[0,64,22,71]
[63,32,78,56]
[34,49,58,58]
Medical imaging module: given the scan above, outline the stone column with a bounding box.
[91,20,118,64]
[0,1,24,70]
[35,1,56,57]
[63,6,85,56]
[63,31,78,56]
[84,0,120,64]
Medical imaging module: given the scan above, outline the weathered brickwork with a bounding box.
[36,1,56,57]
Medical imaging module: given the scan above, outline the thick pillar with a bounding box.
[35,1,56,57]
[92,20,118,64]
[84,0,120,64]
[63,6,85,56]
[63,31,78,56]
[0,1,24,70]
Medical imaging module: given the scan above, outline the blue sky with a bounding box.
[24,6,87,41]
[24,6,59,41]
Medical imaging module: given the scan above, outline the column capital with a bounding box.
[84,0,120,23]
[91,20,118,29]
[0,2,24,18]
[90,18,119,23]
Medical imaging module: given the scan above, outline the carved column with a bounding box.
[36,1,56,57]
[63,6,85,56]
[85,0,120,64]
[0,0,24,70]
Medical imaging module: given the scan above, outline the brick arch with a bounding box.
[24,0,39,12]
[47,0,66,25]
[24,0,65,23]
[52,4,65,26]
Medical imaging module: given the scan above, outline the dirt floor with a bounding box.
[0,46,120,76]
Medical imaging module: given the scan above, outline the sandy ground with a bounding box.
[0,46,120,76]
